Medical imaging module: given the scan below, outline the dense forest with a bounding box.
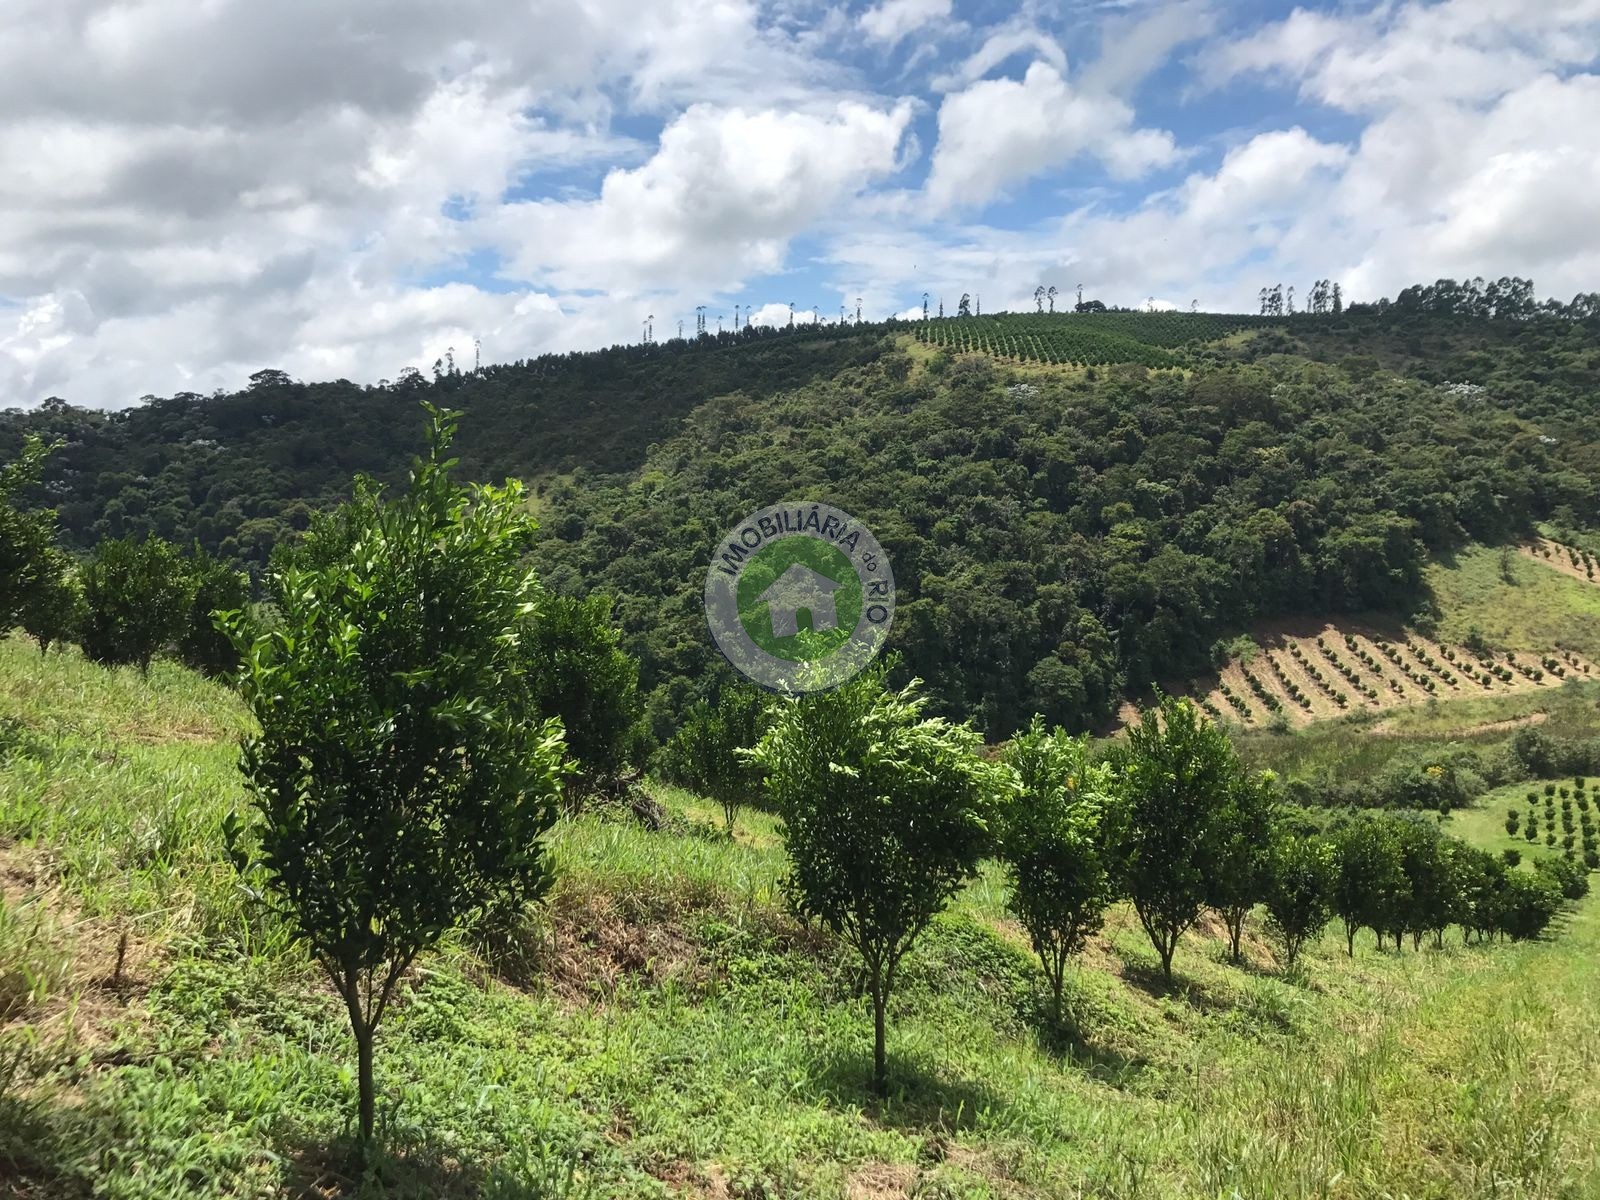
[4,289,1600,740]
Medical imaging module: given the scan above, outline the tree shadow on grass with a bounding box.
[1005,981,1154,1091]
[0,1096,93,1200]
[799,1048,1012,1134]
[1113,954,1240,1018]
[279,1130,490,1200]
[1028,1014,1152,1091]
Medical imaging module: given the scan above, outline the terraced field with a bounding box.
[1189,626,1596,730]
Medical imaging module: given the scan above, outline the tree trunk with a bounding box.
[1159,934,1174,983]
[1346,923,1355,958]
[870,964,887,1095]
[356,1021,375,1147]
[1228,913,1243,963]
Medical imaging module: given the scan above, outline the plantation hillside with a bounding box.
[2,637,1598,1199]
[5,296,1600,743]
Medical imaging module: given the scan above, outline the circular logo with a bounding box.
[705,501,895,693]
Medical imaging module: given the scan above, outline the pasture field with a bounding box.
[2,638,1599,1199]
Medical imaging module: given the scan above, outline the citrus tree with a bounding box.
[997,717,1119,1020]
[225,406,567,1150]
[177,545,250,677]
[1330,814,1409,955]
[1112,695,1237,982]
[1263,829,1335,969]
[80,536,194,674]
[0,435,64,632]
[666,685,770,832]
[521,591,642,797]
[1206,768,1280,963]
[753,663,1006,1092]
[18,548,84,654]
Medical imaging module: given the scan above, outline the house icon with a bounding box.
[757,563,843,638]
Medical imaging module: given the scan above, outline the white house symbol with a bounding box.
[757,563,843,637]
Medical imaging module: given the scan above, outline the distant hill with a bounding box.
[5,304,1600,738]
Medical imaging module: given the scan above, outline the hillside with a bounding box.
[2,639,1598,1199]
[6,305,1600,743]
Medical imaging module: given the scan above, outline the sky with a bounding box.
[3,0,1600,409]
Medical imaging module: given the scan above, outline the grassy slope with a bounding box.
[1427,546,1600,662]
[1,639,1598,1200]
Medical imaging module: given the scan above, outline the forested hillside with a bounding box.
[5,302,1600,739]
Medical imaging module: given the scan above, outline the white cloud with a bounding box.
[1083,1,1217,96]
[1206,0,1600,112]
[6,0,1600,410]
[0,0,877,407]
[925,62,1179,211]
[859,0,952,47]
[930,23,1068,92]
[492,100,915,292]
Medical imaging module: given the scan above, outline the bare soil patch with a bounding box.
[1128,617,1600,733]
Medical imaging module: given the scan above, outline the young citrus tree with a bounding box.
[1205,768,1280,963]
[224,406,566,1150]
[1329,814,1409,955]
[18,548,84,654]
[667,686,769,832]
[1111,695,1238,982]
[997,717,1119,1020]
[521,592,642,798]
[80,536,194,673]
[753,663,1006,1093]
[178,545,250,677]
[0,435,64,632]
[1263,829,1335,970]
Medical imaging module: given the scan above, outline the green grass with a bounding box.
[3,636,1600,1198]
[1236,666,1600,790]
[1426,546,1600,661]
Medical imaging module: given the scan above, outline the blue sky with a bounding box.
[3,0,1600,406]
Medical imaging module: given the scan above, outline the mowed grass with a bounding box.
[1,636,1598,1198]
